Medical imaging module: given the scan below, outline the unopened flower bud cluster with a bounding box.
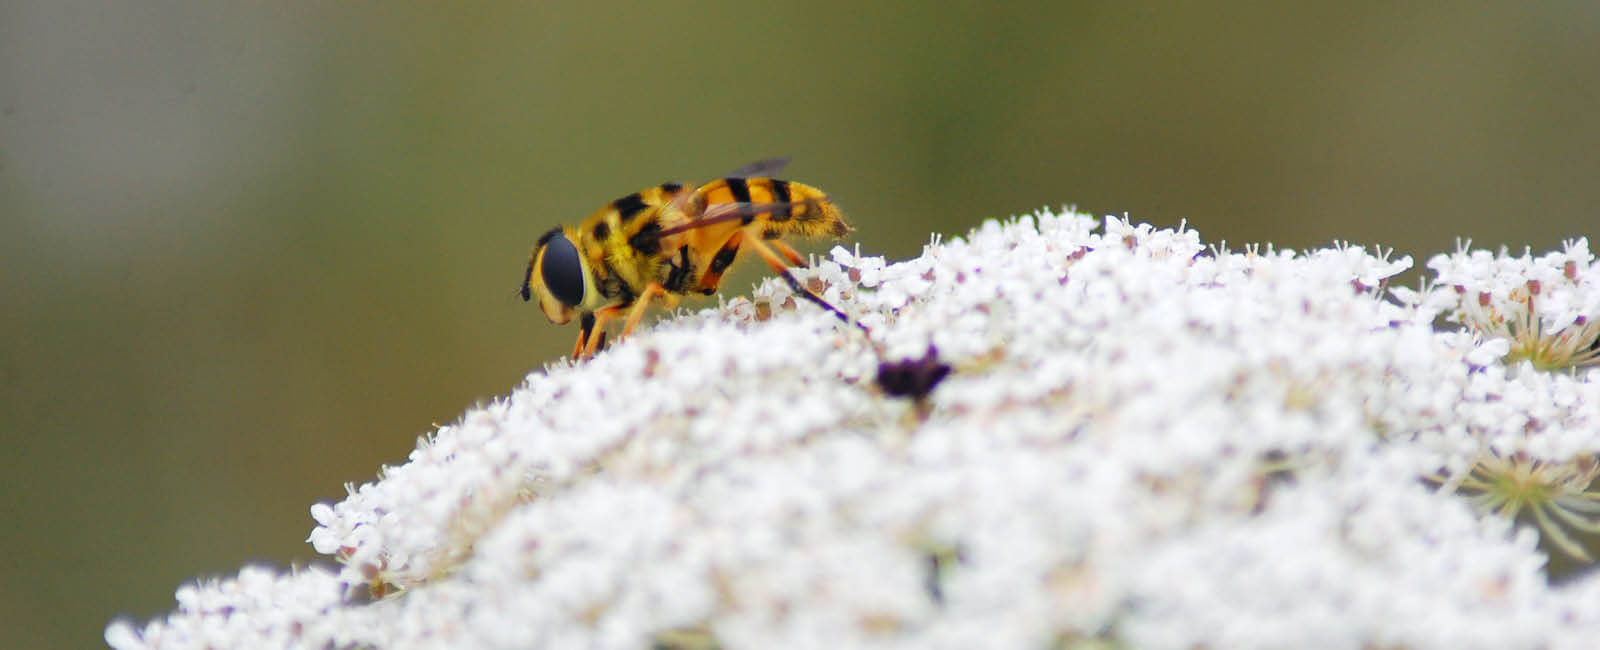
[109,212,1600,649]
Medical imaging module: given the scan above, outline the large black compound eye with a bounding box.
[539,232,586,307]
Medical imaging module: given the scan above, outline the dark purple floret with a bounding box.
[875,346,951,401]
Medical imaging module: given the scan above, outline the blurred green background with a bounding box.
[3,1,1597,647]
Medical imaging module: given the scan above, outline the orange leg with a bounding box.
[576,283,676,359]
[571,312,597,359]
[581,304,626,359]
[619,282,670,340]
[771,240,807,268]
[744,237,864,333]
[745,236,805,278]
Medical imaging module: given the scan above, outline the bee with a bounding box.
[521,158,858,359]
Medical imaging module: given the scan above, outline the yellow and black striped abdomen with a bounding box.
[693,177,851,240]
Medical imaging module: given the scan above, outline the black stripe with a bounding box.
[724,178,754,224]
[660,182,683,193]
[592,222,610,240]
[724,177,752,203]
[710,245,738,273]
[664,246,693,293]
[613,193,649,221]
[769,179,792,221]
[628,221,663,256]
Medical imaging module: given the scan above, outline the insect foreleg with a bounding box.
[619,283,670,341]
[572,312,597,359]
[582,305,626,359]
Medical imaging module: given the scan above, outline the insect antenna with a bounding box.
[517,257,536,301]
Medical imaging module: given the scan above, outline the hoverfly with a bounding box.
[521,158,858,359]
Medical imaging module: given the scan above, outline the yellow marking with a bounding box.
[704,184,735,205]
[747,180,774,204]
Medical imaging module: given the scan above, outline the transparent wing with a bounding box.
[723,156,791,178]
[648,202,800,240]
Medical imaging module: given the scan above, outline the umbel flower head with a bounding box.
[1422,238,1600,371]
[1428,451,1600,562]
[110,212,1600,650]
[1402,237,1600,565]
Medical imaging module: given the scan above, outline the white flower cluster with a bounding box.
[109,212,1600,650]
[1412,238,1600,371]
